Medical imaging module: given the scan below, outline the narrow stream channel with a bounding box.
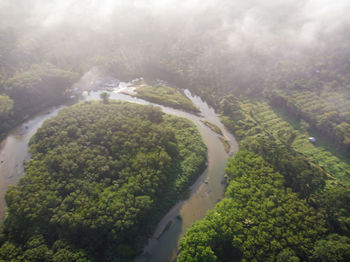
[0,83,238,261]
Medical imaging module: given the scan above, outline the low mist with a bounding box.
[1,0,350,94]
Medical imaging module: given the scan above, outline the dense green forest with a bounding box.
[178,79,350,261]
[0,101,207,261]
[177,53,350,260]
[1,1,350,261]
[178,136,350,261]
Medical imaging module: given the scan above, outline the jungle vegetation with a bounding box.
[178,136,350,262]
[0,2,350,262]
[178,78,350,261]
[0,101,207,261]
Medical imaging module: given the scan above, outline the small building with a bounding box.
[309,137,316,143]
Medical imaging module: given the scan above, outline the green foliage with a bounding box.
[317,184,350,235]
[134,84,200,113]
[1,101,206,261]
[312,234,350,262]
[0,94,13,117]
[202,92,350,262]
[218,137,230,154]
[219,95,259,140]
[0,63,80,140]
[213,88,350,262]
[276,249,300,262]
[178,150,327,261]
[201,120,223,135]
[0,242,22,262]
[219,96,350,186]
[5,63,79,111]
[242,135,327,200]
[1,8,350,261]
[267,83,350,153]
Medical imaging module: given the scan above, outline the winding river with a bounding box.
[0,82,238,262]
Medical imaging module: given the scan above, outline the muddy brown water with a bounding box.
[0,83,238,261]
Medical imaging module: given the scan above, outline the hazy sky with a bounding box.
[1,0,350,67]
[3,0,350,37]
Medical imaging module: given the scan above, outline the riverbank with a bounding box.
[0,97,73,142]
[134,89,238,262]
[0,105,66,219]
[0,83,238,262]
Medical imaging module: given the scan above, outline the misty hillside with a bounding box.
[0,1,350,261]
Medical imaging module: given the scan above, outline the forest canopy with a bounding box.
[0,1,350,261]
[178,143,350,262]
[0,101,207,261]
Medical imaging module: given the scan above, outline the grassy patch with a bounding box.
[218,136,230,154]
[134,84,200,113]
[200,120,223,135]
